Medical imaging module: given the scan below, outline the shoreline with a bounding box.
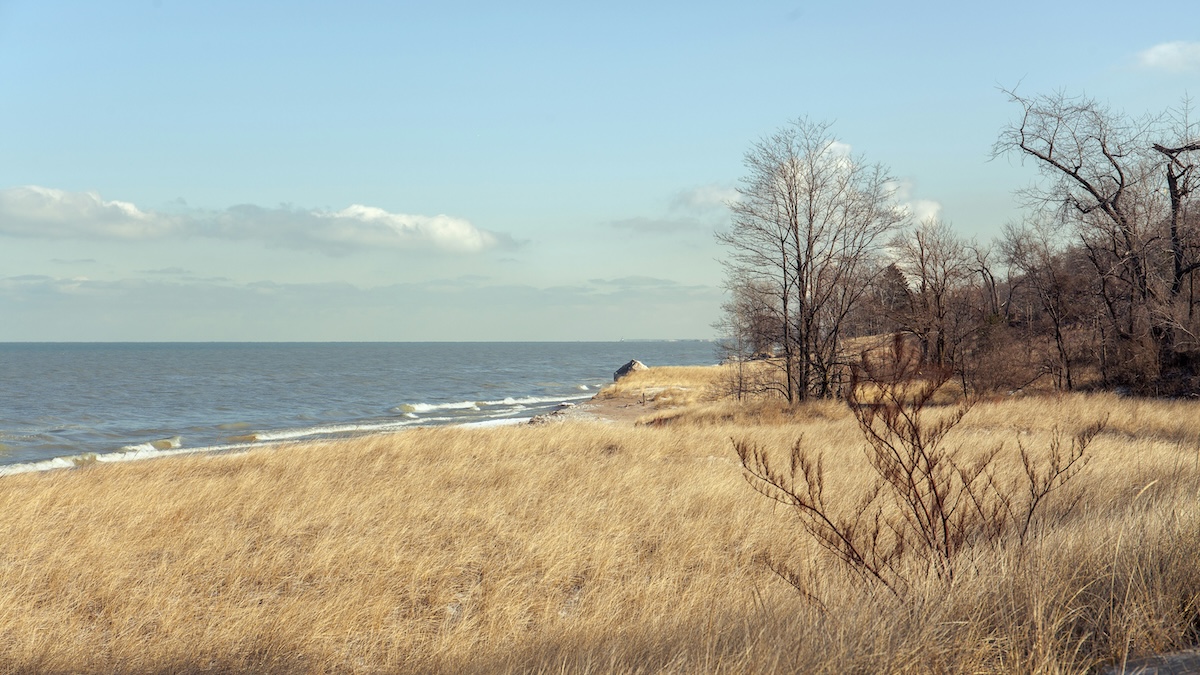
[1,342,721,477]
[0,387,647,478]
[528,391,653,426]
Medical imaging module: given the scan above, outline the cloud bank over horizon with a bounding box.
[0,272,721,341]
[0,186,512,254]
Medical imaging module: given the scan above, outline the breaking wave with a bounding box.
[1,383,599,478]
[120,436,182,453]
[393,392,591,415]
[254,418,427,442]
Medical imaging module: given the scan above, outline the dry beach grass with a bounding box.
[0,367,1198,673]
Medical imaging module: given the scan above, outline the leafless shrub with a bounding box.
[736,337,1105,596]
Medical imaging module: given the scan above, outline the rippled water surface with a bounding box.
[0,341,717,469]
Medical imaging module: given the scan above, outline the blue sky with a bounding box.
[0,1,1196,341]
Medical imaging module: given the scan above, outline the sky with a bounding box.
[0,1,1197,341]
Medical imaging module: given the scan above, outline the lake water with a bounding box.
[0,341,717,474]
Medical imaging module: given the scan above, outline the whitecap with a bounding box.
[395,401,482,414]
[478,393,592,407]
[254,419,421,442]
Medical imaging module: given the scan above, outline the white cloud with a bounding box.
[810,140,856,174]
[885,179,942,224]
[824,140,853,156]
[0,186,185,239]
[327,205,499,253]
[614,183,737,237]
[0,186,510,254]
[907,199,943,223]
[1138,42,1200,72]
[671,184,739,212]
[209,203,510,253]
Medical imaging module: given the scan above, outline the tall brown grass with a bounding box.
[0,368,1198,673]
[595,364,727,409]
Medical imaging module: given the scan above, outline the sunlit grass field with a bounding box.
[1,366,1198,673]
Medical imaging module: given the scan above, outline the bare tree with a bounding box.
[1154,96,1200,303]
[719,118,906,402]
[718,146,799,400]
[891,219,973,368]
[995,89,1200,385]
[848,262,911,338]
[968,241,1007,322]
[1001,220,1092,390]
[714,276,784,400]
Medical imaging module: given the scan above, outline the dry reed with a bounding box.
[0,369,1197,673]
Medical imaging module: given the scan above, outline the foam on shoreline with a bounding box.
[0,393,600,477]
[0,440,261,477]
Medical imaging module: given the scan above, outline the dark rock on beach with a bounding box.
[613,359,648,381]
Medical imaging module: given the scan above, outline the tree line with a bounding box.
[717,91,1200,399]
